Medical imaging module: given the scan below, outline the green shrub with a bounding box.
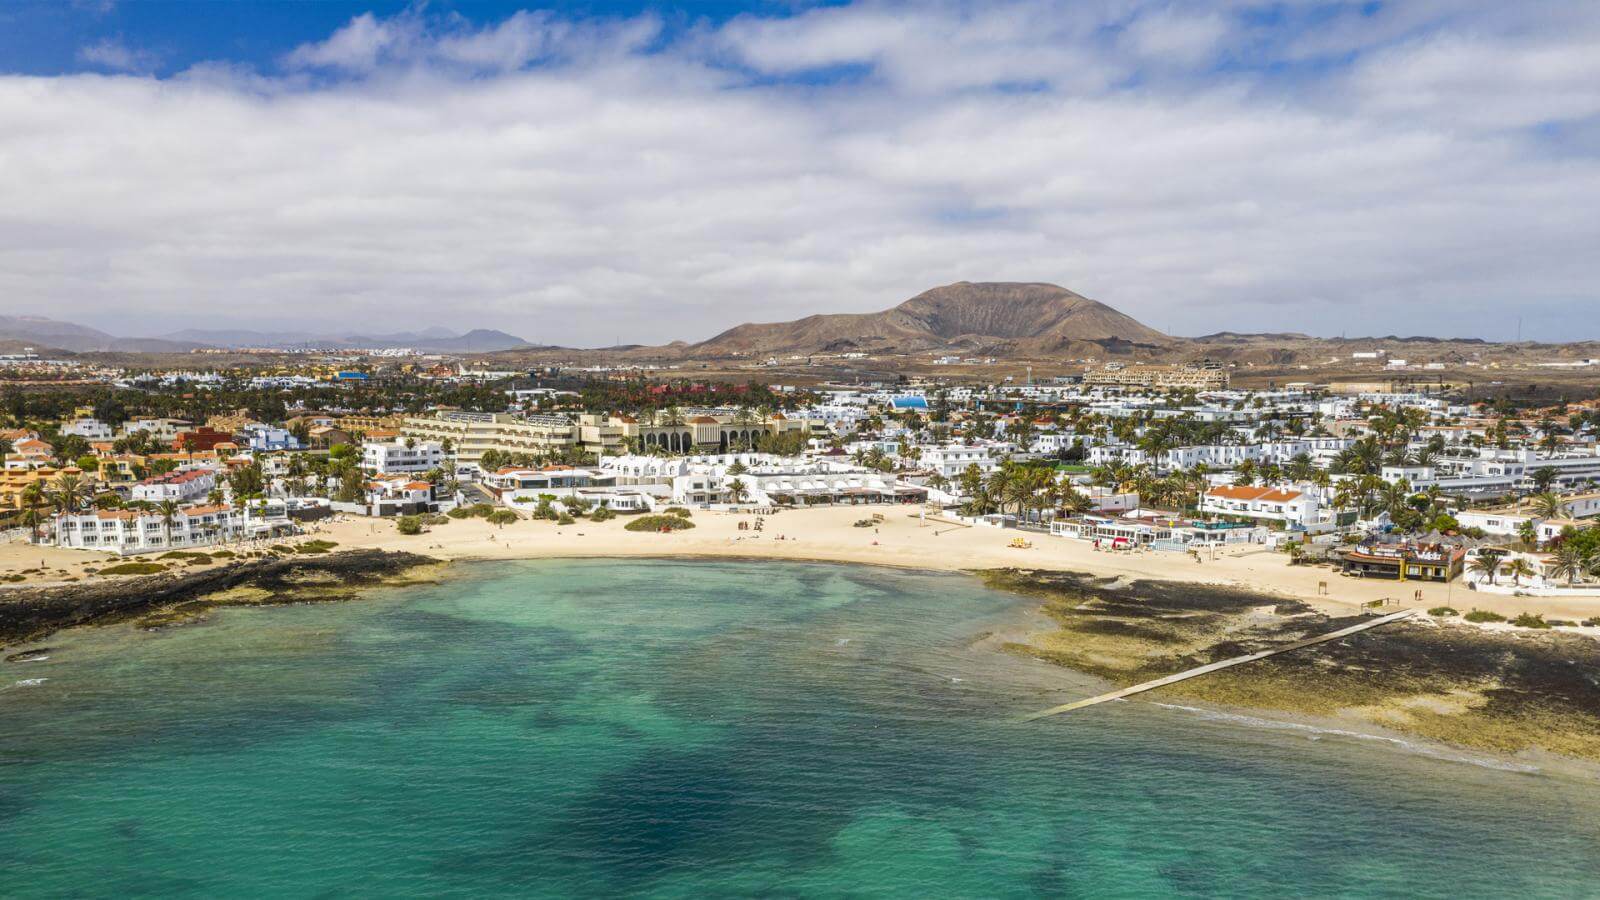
[1582,618,1600,628]
[293,540,339,553]
[396,516,423,535]
[1427,606,1459,617]
[1511,612,1551,629]
[185,555,212,565]
[664,507,693,518]
[209,550,235,559]
[486,509,520,526]
[99,562,167,576]
[1464,610,1507,623]
[557,514,575,525]
[624,514,696,533]
[590,506,616,522]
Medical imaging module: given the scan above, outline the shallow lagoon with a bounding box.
[3,559,1598,897]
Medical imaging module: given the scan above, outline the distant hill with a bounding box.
[694,282,1172,356]
[158,327,531,352]
[0,314,119,352]
[0,316,531,354]
[0,315,198,353]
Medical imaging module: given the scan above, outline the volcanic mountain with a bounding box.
[692,282,1172,356]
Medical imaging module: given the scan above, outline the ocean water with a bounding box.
[3,559,1599,898]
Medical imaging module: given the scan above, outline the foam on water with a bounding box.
[1148,701,1542,773]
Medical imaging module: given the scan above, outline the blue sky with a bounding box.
[2,1,837,76]
[1,1,1597,345]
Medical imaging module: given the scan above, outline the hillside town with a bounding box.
[4,358,1600,608]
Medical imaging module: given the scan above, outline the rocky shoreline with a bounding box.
[982,567,1600,765]
[0,549,441,646]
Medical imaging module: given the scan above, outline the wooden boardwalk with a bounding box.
[1021,609,1416,722]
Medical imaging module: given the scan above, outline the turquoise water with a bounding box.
[3,559,1600,897]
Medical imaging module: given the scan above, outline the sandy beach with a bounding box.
[302,506,1598,621]
[6,506,1598,624]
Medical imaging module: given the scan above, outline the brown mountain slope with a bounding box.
[694,282,1171,356]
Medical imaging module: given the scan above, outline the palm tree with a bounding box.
[1059,487,1093,517]
[1530,466,1560,494]
[158,499,180,547]
[1529,492,1567,520]
[1549,545,1588,585]
[48,473,85,516]
[1517,518,1541,548]
[20,506,44,544]
[1505,557,1536,586]
[985,465,1014,516]
[1470,549,1507,585]
[727,477,748,504]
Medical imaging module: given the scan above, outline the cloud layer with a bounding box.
[3,0,1598,345]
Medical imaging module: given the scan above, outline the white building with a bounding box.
[360,475,439,516]
[1089,438,1352,472]
[1200,485,1324,530]
[130,468,217,504]
[921,443,1009,479]
[598,453,922,507]
[62,417,116,441]
[482,467,619,506]
[120,417,189,442]
[363,440,446,475]
[54,502,294,555]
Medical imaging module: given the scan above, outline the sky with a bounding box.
[1,1,1597,347]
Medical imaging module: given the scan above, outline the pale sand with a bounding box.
[6,505,1597,620]
[309,506,1600,620]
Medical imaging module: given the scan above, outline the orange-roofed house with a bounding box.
[1200,484,1324,530]
[4,438,55,470]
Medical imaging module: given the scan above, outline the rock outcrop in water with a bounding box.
[0,549,438,645]
[984,568,1600,764]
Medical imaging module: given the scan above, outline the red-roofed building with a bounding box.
[172,427,235,454]
[1201,484,1323,530]
[4,438,55,470]
[132,467,218,504]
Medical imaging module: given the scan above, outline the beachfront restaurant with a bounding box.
[1051,514,1174,547]
[762,481,927,506]
[1338,542,1465,582]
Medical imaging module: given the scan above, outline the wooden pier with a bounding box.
[1021,609,1416,721]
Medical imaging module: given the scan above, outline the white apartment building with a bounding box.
[1200,485,1325,530]
[482,467,619,506]
[54,501,294,555]
[363,440,446,475]
[921,443,1011,479]
[1386,448,1600,493]
[1089,438,1353,471]
[120,417,189,442]
[402,412,578,464]
[62,417,116,441]
[598,453,922,507]
[1456,491,1600,539]
[130,468,217,504]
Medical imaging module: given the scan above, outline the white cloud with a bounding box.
[4,1,1599,344]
